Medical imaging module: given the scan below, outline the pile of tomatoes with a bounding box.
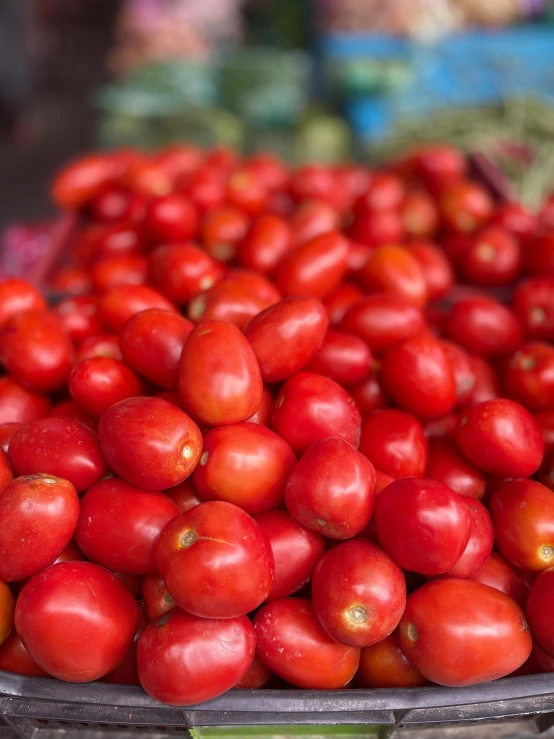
[1,143,554,707]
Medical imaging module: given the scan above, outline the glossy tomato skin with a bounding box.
[425,439,485,500]
[254,510,325,600]
[407,241,453,300]
[489,480,554,572]
[312,539,406,647]
[188,282,271,330]
[238,213,292,273]
[381,336,457,419]
[304,330,372,385]
[49,266,92,296]
[456,399,544,478]
[15,561,139,682]
[52,296,102,344]
[374,477,470,575]
[0,425,19,455]
[247,385,273,426]
[439,496,494,579]
[164,479,203,513]
[398,579,531,686]
[201,205,249,262]
[99,285,176,333]
[444,297,522,357]
[0,279,46,329]
[323,284,364,325]
[0,579,14,647]
[402,190,439,239]
[90,255,148,293]
[0,312,73,392]
[47,400,97,434]
[0,474,79,582]
[359,245,428,308]
[285,437,375,540]
[0,378,51,425]
[275,231,349,299]
[102,606,147,686]
[525,569,554,658]
[76,478,179,574]
[236,654,272,689]
[51,153,118,210]
[149,243,225,304]
[8,418,106,493]
[155,501,274,618]
[504,342,554,412]
[0,450,13,493]
[357,632,429,688]
[254,598,360,689]
[0,629,47,677]
[359,410,428,479]
[243,297,328,383]
[69,357,144,419]
[120,309,193,390]
[439,180,493,233]
[462,225,521,286]
[290,199,340,247]
[178,320,263,427]
[349,368,389,414]
[144,194,198,244]
[473,552,530,609]
[137,609,256,706]
[271,372,361,454]
[463,355,500,407]
[512,277,554,341]
[99,397,202,490]
[193,423,296,515]
[141,574,176,621]
[76,333,122,362]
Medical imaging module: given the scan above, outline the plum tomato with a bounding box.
[164,479,203,513]
[504,342,554,412]
[154,501,274,618]
[380,336,457,419]
[525,232,554,275]
[312,539,406,647]
[102,605,147,686]
[0,579,14,647]
[357,632,429,688]
[402,190,439,239]
[438,496,494,579]
[0,474,79,582]
[237,213,293,273]
[15,561,139,682]
[491,201,537,243]
[243,297,328,383]
[254,510,325,601]
[193,423,296,515]
[359,245,429,308]
[52,296,102,344]
[349,365,389,414]
[8,418,106,493]
[398,579,531,686]
[462,225,521,286]
[407,241,454,301]
[201,205,250,262]
[347,240,372,272]
[90,255,148,293]
[76,478,179,574]
[512,277,554,342]
[439,180,493,233]
[304,330,372,385]
[47,400,97,434]
[456,398,544,478]
[137,609,256,706]
[0,629,47,677]
[247,385,273,426]
[120,309,193,390]
[290,199,340,247]
[0,378,51,425]
[51,153,119,209]
[284,437,375,540]
[425,439,485,500]
[536,410,554,454]
[489,479,554,572]
[0,449,13,493]
[413,144,467,194]
[236,654,272,689]
[254,598,360,689]
[99,396,202,490]
[347,208,404,249]
[69,357,144,419]
[141,574,176,621]
[359,409,428,479]
[187,281,271,330]
[179,320,263,426]
[374,477,470,575]
[90,186,146,224]
[0,312,73,392]
[271,372,361,454]
[0,279,46,329]
[525,569,554,658]
[149,243,225,304]
[0,424,20,454]
[144,194,198,244]
[226,168,268,215]
[323,284,364,325]
[473,552,530,609]
[98,284,176,333]
[338,294,425,355]
[444,296,522,357]
[76,333,122,362]
[440,341,475,407]
[76,223,145,266]
[462,355,500,407]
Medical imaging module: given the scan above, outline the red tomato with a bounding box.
[76,223,145,266]
[491,202,537,243]
[357,172,405,211]
[359,246,429,308]
[226,169,268,215]
[0,377,51,424]
[536,410,554,454]
[374,477,470,575]
[275,231,349,299]
[439,180,493,233]
[0,449,13,493]
[144,194,198,244]
[193,423,296,515]
[0,279,46,329]
[0,312,73,392]
[444,296,522,357]
[348,209,404,248]
[462,225,521,286]
[504,342,554,412]
[290,199,340,247]
[489,479,554,572]
[76,333,122,362]
[425,439,485,500]
[339,294,425,354]
[407,241,454,300]
[0,629,47,677]
[153,144,203,183]
[439,496,493,579]
[244,297,328,383]
[0,474,79,582]
[284,437,375,539]
[69,357,144,419]
[0,579,14,646]
[290,165,337,205]
[525,233,554,275]
[201,205,250,262]
[462,355,500,407]
[90,186,146,224]
[413,145,467,194]
[271,372,361,454]
[154,501,274,618]
[237,213,293,273]
[398,580,531,686]
[473,552,530,609]
[49,266,92,297]
[401,190,439,239]
[90,255,148,293]
[149,243,225,304]
[312,539,406,647]
[142,574,175,621]
[54,539,86,564]
[247,385,273,426]
[187,282,271,329]
[183,168,225,213]
[236,654,272,689]
[456,399,544,478]
[103,606,147,686]
[99,396,202,490]
[164,479,203,513]
[357,632,429,688]
[349,365,389,414]
[254,510,325,600]
[525,569,554,658]
[254,598,360,689]
[16,561,139,681]
[245,152,289,191]
[51,154,119,209]
[440,341,476,407]
[346,241,372,272]
[122,160,172,198]
[512,277,554,341]
[137,609,256,706]
[0,423,22,454]
[120,309,193,390]
[178,320,263,426]
[304,330,372,385]
[52,296,102,345]
[359,409,428,479]
[99,285,176,333]
[8,418,106,493]
[76,478,179,574]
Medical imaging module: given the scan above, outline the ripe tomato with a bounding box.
[76,333,122,362]
[425,439,485,500]
[413,144,466,194]
[0,378,51,424]
[462,355,500,407]
[0,279,46,329]
[407,241,454,301]
[440,341,475,407]
[164,479,203,513]
[525,233,554,275]
[90,186,146,224]
[456,399,544,478]
[247,385,273,426]
[8,418,106,493]
[398,580,531,686]
[187,282,271,329]
[0,474,79,582]
[304,330,372,385]
[69,357,144,419]
[359,245,428,308]
[237,213,293,273]
[357,632,429,688]
[99,396,202,490]
[512,277,554,341]
[444,297,522,357]
[0,423,21,454]
[348,208,404,248]
[290,199,340,247]
[76,223,145,266]
[52,296,102,345]
[462,225,521,286]
[51,153,119,209]
[525,569,554,658]
[226,169,268,215]
[439,496,494,579]
[491,202,536,243]
[439,180,493,233]
[271,372,361,454]
[254,598,360,689]
[149,243,225,304]
[201,205,250,262]
[193,423,296,515]
[275,231,349,299]
[179,320,263,426]
[155,501,274,618]
[402,190,438,239]
[49,266,92,297]
[144,194,198,244]
[0,449,13,493]
[312,539,406,647]
[0,579,14,647]
[236,654,272,689]
[103,606,147,686]
[285,437,375,539]
[16,561,139,681]
[137,609,256,706]
[359,409,428,479]
[0,629,47,677]
[374,477,470,575]
[141,574,175,621]
[473,552,530,609]
[349,366,389,414]
[99,285,176,333]
[90,255,148,293]
[504,342,554,412]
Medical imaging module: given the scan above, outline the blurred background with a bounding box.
[2,0,554,229]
